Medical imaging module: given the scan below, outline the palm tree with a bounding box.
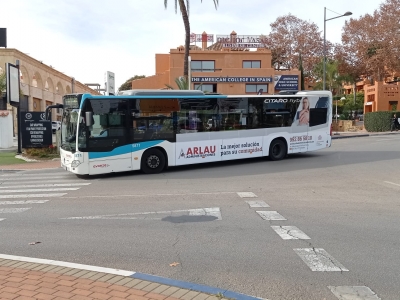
[165,77,202,90]
[313,58,343,94]
[164,0,219,81]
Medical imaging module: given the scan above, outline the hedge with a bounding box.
[364,111,400,132]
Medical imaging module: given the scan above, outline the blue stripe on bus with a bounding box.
[88,140,163,159]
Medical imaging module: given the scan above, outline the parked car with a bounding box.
[52,121,61,133]
[357,114,364,121]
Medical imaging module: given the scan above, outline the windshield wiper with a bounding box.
[61,142,72,151]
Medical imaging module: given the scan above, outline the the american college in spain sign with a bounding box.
[191,77,273,83]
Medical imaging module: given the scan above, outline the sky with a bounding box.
[2,0,383,91]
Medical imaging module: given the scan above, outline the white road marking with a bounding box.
[237,192,258,198]
[0,200,49,205]
[256,211,287,221]
[188,207,222,220]
[0,183,90,189]
[63,192,235,199]
[294,248,349,272]
[328,286,381,299]
[0,208,31,213]
[0,193,66,199]
[62,207,222,220]
[384,181,400,187]
[0,176,68,181]
[246,201,269,208]
[0,180,89,185]
[0,188,79,193]
[271,226,310,240]
[0,218,5,221]
[0,254,135,276]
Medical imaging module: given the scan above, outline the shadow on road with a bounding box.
[82,148,399,181]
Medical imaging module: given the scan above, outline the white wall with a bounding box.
[0,112,13,148]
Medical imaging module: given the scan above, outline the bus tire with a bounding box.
[141,148,166,174]
[269,139,287,161]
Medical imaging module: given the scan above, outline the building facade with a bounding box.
[364,81,399,113]
[343,74,400,113]
[0,48,100,134]
[132,31,301,95]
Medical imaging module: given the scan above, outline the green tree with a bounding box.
[164,0,219,81]
[0,72,6,93]
[312,58,345,94]
[118,75,146,91]
[341,92,364,115]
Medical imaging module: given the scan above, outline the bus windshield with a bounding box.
[61,108,79,152]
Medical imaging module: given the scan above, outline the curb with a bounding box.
[132,272,263,300]
[0,253,263,300]
[332,131,400,139]
[332,134,369,139]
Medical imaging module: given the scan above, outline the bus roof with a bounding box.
[226,91,332,97]
[117,89,205,96]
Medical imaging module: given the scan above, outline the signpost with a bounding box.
[21,112,52,148]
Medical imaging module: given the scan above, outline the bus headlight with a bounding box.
[71,160,81,167]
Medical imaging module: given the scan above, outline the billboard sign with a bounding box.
[105,71,115,95]
[190,33,214,43]
[274,75,299,90]
[6,63,19,106]
[21,112,52,148]
[0,28,6,48]
[192,77,272,83]
[216,35,266,48]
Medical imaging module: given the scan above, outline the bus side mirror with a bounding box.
[86,111,93,126]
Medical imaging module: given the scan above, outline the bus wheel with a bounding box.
[269,139,287,161]
[141,148,166,174]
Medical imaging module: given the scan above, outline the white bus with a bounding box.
[60,90,332,175]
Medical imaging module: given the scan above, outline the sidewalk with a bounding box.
[331,129,400,139]
[0,254,260,300]
[0,160,61,171]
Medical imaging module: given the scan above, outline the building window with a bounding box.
[243,61,261,68]
[245,84,268,94]
[191,61,215,72]
[194,83,217,93]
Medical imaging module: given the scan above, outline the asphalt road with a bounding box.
[1,135,400,300]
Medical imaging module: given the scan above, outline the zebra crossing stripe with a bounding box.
[0,218,5,221]
[271,226,310,240]
[246,201,269,208]
[0,200,49,205]
[0,188,79,193]
[0,183,90,189]
[0,172,68,177]
[0,193,67,199]
[328,286,381,299]
[256,211,287,220]
[294,248,349,272]
[237,192,258,198]
[0,208,31,213]
[0,176,69,181]
[0,180,89,185]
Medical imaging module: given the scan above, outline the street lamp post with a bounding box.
[323,8,352,90]
[334,96,346,135]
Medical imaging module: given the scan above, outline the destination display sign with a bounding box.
[21,112,52,148]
